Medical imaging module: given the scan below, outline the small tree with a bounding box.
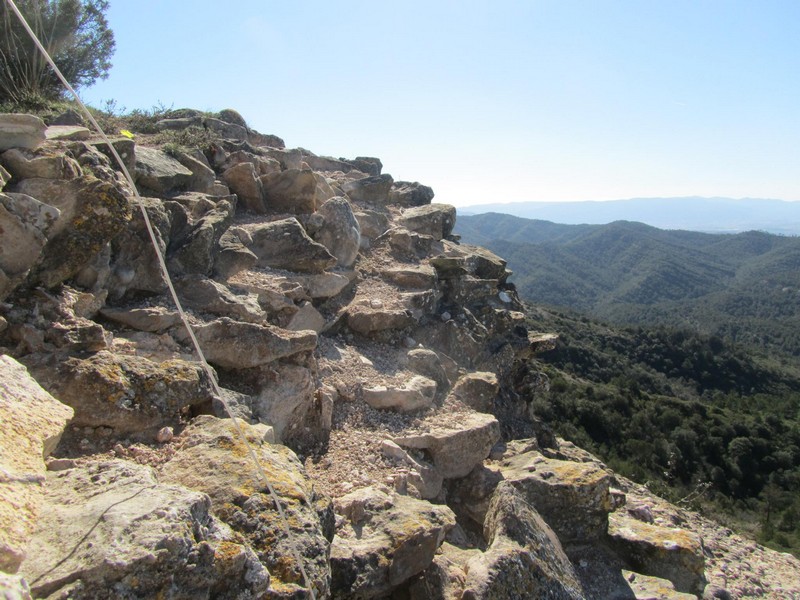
[0,0,114,106]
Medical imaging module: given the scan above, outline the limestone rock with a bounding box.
[608,511,706,595]
[499,449,614,544]
[461,482,583,600]
[0,356,74,573]
[222,161,265,212]
[174,274,266,323]
[0,148,82,180]
[389,180,435,207]
[21,176,132,289]
[0,114,46,151]
[245,217,337,273]
[21,459,270,599]
[184,318,317,368]
[308,196,361,268]
[399,203,456,241]
[450,371,498,413]
[346,305,415,336]
[363,376,437,413]
[29,350,214,434]
[134,146,193,194]
[394,412,501,479]
[330,486,455,599]
[342,174,394,204]
[252,363,315,442]
[260,168,323,214]
[161,416,332,598]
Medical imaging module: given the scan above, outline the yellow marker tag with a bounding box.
[120,129,134,139]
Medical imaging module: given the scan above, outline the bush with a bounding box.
[0,0,114,106]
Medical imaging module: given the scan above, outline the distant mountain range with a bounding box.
[457,197,800,235]
[455,213,800,355]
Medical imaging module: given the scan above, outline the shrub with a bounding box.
[0,0,114,106]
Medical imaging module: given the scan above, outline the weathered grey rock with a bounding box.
[382,265,437,289]
[499,449,614,544]
[394,413,501,479]
[354,210,389,247]
[174,274,266,323]
[0,573,31,599]
[168,198,235,276]
[380,440,443,499]
[301,153,355,173]
[608,511,706,595]
[0,163,9,187]
[407,348,450,392]
[260,168,328,214]
[20,176,132,289]
[347,305,415,336]
[107,196,170,298]
[450,371,498,413]
[134,146,193,194]
[625,570,698,599]
[252,363,315,442]
[173,150,217,193]
[161,416,332,598]
[99,305,183,332]
[183,318,317,369]
[155,116,202,131]
[213,228,258,279]
[44,124,91,141]
[245,217,337,273]
[389,181,435,207]
[0,148,82,180]
[399,203,456,240]
[278,271,354,299]
[346,156,383,176]
[0,356,73,574]
[0,193,60,300]
[308,196,361,267]
[286,302,326,333]
[87,137,136,172]
[330,486,455,599]
[363,376,437,413]
[263,147,304,170]
[388,227,444,258]
[0,114,45,150]
[461,482,583,600]
[21,459,270,599]
[28,350,214,434]
[221,150,281,176]
[203,116,249,141]
[222,161,265,212]
[342,173,394,204]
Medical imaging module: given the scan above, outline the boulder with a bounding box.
[388,227,444,258]
[99,306,183,332]
[213,229,259,279]
[21,176,132,289]
[380,440,443,499]
[279,271,354,300]
[134,146,193,194]
[608,511,706,595]
[389,181,435,207]
[0,114,46,151]
[342,174,394,205]
[406,348,450,392]
[399,203,456,240]
[160,416,332,598]
[450,371,498,413]
[346,305,415,336]
[0,193,60,301]
[27,350,214,435]
[245,217,337,273]
[354,210,389,244]
[286,302,326,333]
[346,156,383,176]
[0,148,82,180]
[182,318,317,369]
[0,356,74,574]
[363,376,437,413]
[168,198,236,276]
[221,161,265,212]
[381,265,437,289]
[87,137,136,173]
[173,150,217,193]
[498,450,614,544]
[307,196,361,268]
[461,482,584,600]
[203,116,249,141]
[174,274,266,323]
[394,412,501,479]
[44,124,91,141]
[330,486,455,599]
[20,460,270,599]
[252,363,316,442]
[259,168,325,214]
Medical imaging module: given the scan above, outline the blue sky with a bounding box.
[80,1,800,207]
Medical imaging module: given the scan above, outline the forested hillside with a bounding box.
[457,214,800,355]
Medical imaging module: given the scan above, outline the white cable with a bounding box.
[4,1,317,596]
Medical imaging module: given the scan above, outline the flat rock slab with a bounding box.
[20,459,269,599]
[498,451,614,544]
[363,375,437,413]
[245,217,337,273]
[331,486,455,599]
[44,125,91,141]
[394,412,501,479]
[622,570,698,599]
[0,356,73,573]
[608,511,706,596]
[0,114,45,150]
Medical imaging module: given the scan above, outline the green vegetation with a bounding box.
[0,0,114,108]
[525,306,800,555]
